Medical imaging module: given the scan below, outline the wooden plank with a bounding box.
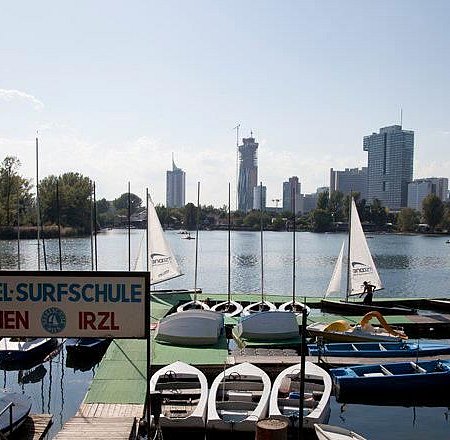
[10,414,53,440]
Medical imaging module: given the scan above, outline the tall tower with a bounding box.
[166,155,186,208]
[237,134,258,213]
[282,176,301,214]
[363,125,414,211]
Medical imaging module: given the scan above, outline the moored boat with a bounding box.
[315,424,367,440]
[331,359,450,406]
[269,361,332,429]
[155,310,224,346]
[308,341,450,358]
[0,338,58,366]
[65,338,110,356]
[307,311,408,343]
[0,391,32,435]
[150,361,208,429]
[207,362,271,432]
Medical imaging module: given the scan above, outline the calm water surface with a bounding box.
[1,230,449,439]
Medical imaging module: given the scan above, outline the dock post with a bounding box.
[255,418,288,440]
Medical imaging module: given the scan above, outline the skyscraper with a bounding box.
[330,167,367,200]
[282,176,301,214]
[363,125,414,211]
[253,185,267,210]
[237,134,258,213]
[408,177,449,210]
[166,156,186,208]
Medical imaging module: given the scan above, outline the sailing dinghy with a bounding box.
[321,197,416,315]
[207,362,271,432]
[211,183,243,317]
[150,361,208,429]
[269,362,332,429]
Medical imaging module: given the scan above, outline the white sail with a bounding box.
[348,198,382,296]
[148,194,182,285]
[325,241,345,297]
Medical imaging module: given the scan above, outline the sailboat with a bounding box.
[279,187,310,315]
[242,182,276,315]
[321,197,416,316]
[177,182,210,311]
[146,193,183,285]
[211,183,243,317]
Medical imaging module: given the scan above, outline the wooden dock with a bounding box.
[11,414,53,440]
[54,404,143,439]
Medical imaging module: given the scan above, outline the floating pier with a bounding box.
[11,414,53,440]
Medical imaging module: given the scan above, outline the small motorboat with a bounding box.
[65,338,111,356]
[331,359,450,406]
[315,424,367,440]
[269,362,332,429]
[207,362,271,432]
[232,311,300,348]
[308,341,450,358]
[150,361,208,429]
[0,391,32,435]
[307,311,407,343]
[155,310,224,346]
[0,338,58,366]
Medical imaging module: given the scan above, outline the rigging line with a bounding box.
[132,230,146,271]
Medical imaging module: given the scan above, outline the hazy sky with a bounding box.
[1,1,449,206]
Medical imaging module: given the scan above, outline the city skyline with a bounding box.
[1,1,449,206]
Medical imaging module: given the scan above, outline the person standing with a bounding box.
[360,281,375,305]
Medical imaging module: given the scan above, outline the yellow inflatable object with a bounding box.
[360,311,408,339]
[324,320,352,332]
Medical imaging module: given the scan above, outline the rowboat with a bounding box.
[315,424,367,440]
[207,362,271,432]
[331,359,450,406]
[308,341,450,358]
[306,311,407,343]
[155,310,224,346]
[0,391,32,435]
[150,361,208,429]
[0,338,58,366]
[268,362,332,429]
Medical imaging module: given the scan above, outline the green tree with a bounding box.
[316,190,329,210]
[39,172,92,233]
[184,203,197,229]
[397,208,419,232]
[310,208,332,232]
[369,198,387,227]
[113,192,143,215]
[422,194,444,232]
[329,191,344,222]
[0,156,33,226]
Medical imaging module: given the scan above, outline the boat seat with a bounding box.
[379,343,387,351]
[351,344,359,351]
[410,362,426,373]
[226,391,254,402]
[279,377,292,394]
[380,365,393,375]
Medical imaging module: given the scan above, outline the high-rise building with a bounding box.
[253,185,267,210]
[237,134,258,213]
[363,125,414,211]
[282,176,302,214]
[166,156,186,208]
[330,167,368,200]
[407,177,449,211]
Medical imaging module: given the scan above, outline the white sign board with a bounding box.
[0,271,150,338]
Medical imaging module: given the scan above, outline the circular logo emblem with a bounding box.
[41,307,66,334]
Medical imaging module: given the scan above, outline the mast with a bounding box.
[128,182,131,271]
[227,182,231,304]
[36,135,41,270]
[146,188,149,272]
[234,124,240,211]
[17,186,20,270]
[57,179,62,270]
[260,181,264,304]
[90,180,94,270]
[345,194,352,302]
[93,182,98,270]
[292,184,296,305]
[194,182,200,301]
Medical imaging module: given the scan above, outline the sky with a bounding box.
[1,0,449,207]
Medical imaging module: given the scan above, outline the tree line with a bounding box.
[1,155,449,237]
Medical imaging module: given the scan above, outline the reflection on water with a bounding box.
[1,230,450,438]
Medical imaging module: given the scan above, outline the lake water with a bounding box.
[0,229,449,439]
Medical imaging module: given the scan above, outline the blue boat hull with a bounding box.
[331,360,450,406]
[0,339,58,367]
[308,341,450,358]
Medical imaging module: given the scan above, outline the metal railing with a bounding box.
[0,401,15,436]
